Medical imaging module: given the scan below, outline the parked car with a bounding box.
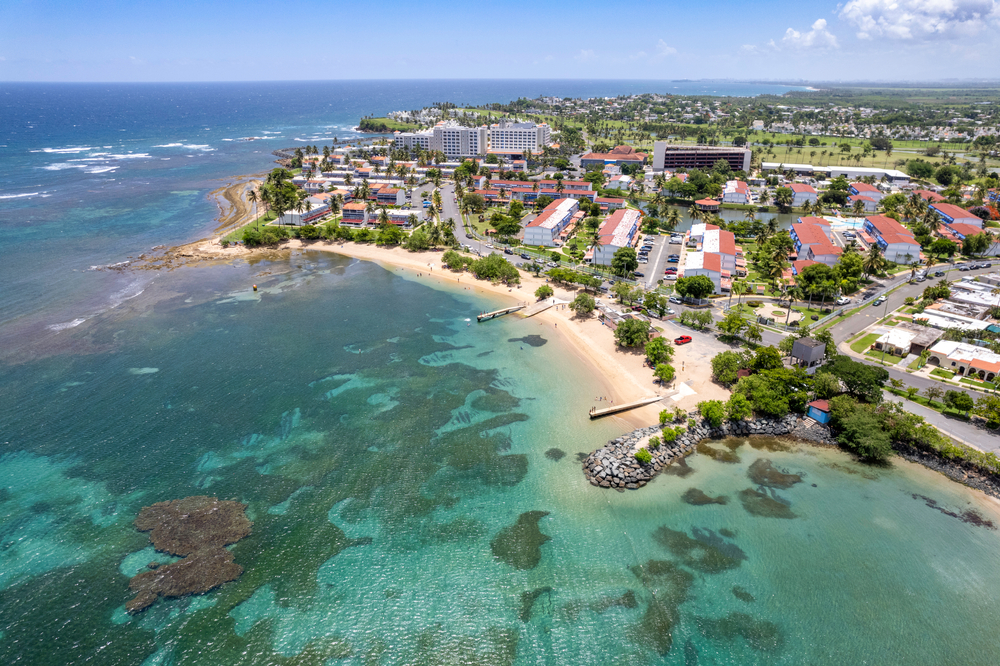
[633,271,645,277]
[836,296,851,305]
[674,335,693,345]
[959,265,971,271]
[639,258,648,264]
[666,308,676,315]
[665,274,678,280]
[984,262,993,269]
[667,257,679,263]
[664,269,677,275]
[874,296,886,306]
[546,261,557,268]
[503,248,513,255]
[669,296,682,304]
[933,270,945,277]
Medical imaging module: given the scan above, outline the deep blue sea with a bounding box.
[2,81,1000,665]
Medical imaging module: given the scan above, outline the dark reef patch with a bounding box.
[732,586,756,603]
[747,437,794,452]
[696,441,741,464]
[628,560,694,656]
[664,456,696,477]
[652,526,746,573]
[912,494,996,530]
[471,389,520,413]
[491,511,551,570]
[719,528,736,538]
[738,488,796,519]
[695,612,783,652]
[564,590,639,621]
[127,496,252,613]
[681,488,728,506]
[544,448,566,462]
[519,587,554,622]
[508,335,547,347]
[747,459,802,489]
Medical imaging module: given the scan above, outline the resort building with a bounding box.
[488,121,551,153]
[651,142,751,173]
[788,183,818,207]
[282,203,330,226]
[393,122,487,158]
[523,198,579,247]
[722,180,751,204]
[341,203,369,225]
[683,252,726,294]
[595,196,625,212]
[930,203,983,229]
[915,189,945,203]
[702,228,738,272]
[848,194,878,213]
[861,215,921,264]
[605,175,633,190]
[580,145,647,169]
[848,182,885,202]
[927,340,1000,382]
[592,209,642,266]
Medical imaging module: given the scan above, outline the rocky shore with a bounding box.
[894,445,1000,500]
[582,414,835,491]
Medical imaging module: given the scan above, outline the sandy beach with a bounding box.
[176,237,730,428]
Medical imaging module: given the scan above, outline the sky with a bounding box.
[1,0,999,82]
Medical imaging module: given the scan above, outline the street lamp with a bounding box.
[879,293,891,366]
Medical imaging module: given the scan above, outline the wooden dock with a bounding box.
[589,396,664,419]
[477,305,524,322]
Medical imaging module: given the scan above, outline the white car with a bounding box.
[665,274,678,280]
[666,308,676,315]
[836,296,851,305]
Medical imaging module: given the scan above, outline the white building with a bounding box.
[928,340,1000,382]
[523,198,579,247]
[683,252,725,293]
[488,121,551,153]
[592,209,642,266]
[788,183,818,207]
[722,180,751,204]
[394,122,487,158]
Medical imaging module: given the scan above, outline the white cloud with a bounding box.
[575,49,598,62]
[655,40,678,56]
[840,0,1000,40]
[781,18,840,50]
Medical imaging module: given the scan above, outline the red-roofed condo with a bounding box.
[788,183,818,207]
[862,215,920,264]
[848,182,885,202]
[930,203,984,229]
[806,242,843,266]
[683,252,724,293]
[592,209,642,266]
[847,195,878,213]
[524,198,579,247]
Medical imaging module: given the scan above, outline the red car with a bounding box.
[674,335,692,345]
[664,268,677,275]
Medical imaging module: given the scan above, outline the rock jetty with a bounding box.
[582,414,829,491]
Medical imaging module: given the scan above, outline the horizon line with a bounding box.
[3,77,1000,86]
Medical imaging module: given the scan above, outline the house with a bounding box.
[792,337,826,369]
[873,321,942,356]
[806,400,831,424]
[848,182,885,202]
[788,183,818,207]
[702,228,738,272]
[722,180,751,204]
[596,196,625,212]
[683,252,725,293]
[848,195,878,213]
[605,175,633,190]
[523,198,579,247]
[790,222,832,254]
[861,215,921,264]
[927,340,1000,382]
[374,184,406,206]
[930,203,983,229]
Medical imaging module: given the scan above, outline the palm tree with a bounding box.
[377,207,390,226]
[863,244,884,278]
[923,209,942,235]
[247,188,259,231]
[664,208,681,231]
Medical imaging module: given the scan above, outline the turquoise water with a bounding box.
[2,250,1000,665]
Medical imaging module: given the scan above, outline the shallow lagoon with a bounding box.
[1,251,999,665]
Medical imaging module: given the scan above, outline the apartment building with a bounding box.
[651,142,751,172]
[393,122,487,157]
[592,209,642,266]
[523,198,579,247]
[488,121,551,153]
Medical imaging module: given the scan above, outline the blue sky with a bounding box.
[2,0,998,82]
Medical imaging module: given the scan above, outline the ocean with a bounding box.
[2,80,1000,665]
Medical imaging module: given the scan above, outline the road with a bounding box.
[882,390,996,452]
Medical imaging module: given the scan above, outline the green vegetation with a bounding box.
[698,400,726,428]
[645,337,674,367]
[614,319,652,347]
[357,117,419,133]
[535,284,554,300]
[850,333,880,354]
[634,448,653,465]
[470,254,520,284]
[569,292,596,316]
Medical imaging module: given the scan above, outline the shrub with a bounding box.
[634,448,653,464]
[648,436,661,449]
[688,418,696,431]
[746,300,762,308]
[698,400,726,428]
[535,284,554,300]
[674,407,686,422]
[725,393,753,421]
[659,409,671,425]
[662,427,679,443]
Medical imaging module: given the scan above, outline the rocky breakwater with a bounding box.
[582,414,807,491]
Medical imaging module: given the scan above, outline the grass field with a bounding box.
[850,333,880,354]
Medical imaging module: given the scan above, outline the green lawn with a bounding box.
[865,349,905,365]
[907,356,925,371]
[961,377,997,390]
[850,333,880,354]
[931,368,956,380]
[886,388,971,421]
[223,210,279,242]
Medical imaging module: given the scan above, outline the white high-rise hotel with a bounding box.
[488,121,551,153]
[394,120,551,158]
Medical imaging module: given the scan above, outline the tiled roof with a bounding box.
[866,215,913,238]
[851,182,879,193]
[788,183,816,193]
[931,202,979,220]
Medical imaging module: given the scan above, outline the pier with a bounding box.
[589,396,664,419]
[477,305,524,322]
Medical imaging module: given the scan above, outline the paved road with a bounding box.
[882,390,997,452]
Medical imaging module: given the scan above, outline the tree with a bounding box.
[973,394,1000,428]
[725,393,753,421]
[863,243,886,278]
[675,275,715,300]
[611,247,638,277]
[645,337,674,366]
[711,350,748,386]
[535,284,554,300]
[774,187,794,212]
[569,292,596,316]
[922,386,944,407]
[822,355,888,403]
[614,319,651,347]
[698,400,726,428]
[654,363,676,384]
[752,346,784,372]
[837,408,894,462]
[634,448,653,464]
[813,372,841,399]
[944,390,974,416]
[717,310,748,338]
